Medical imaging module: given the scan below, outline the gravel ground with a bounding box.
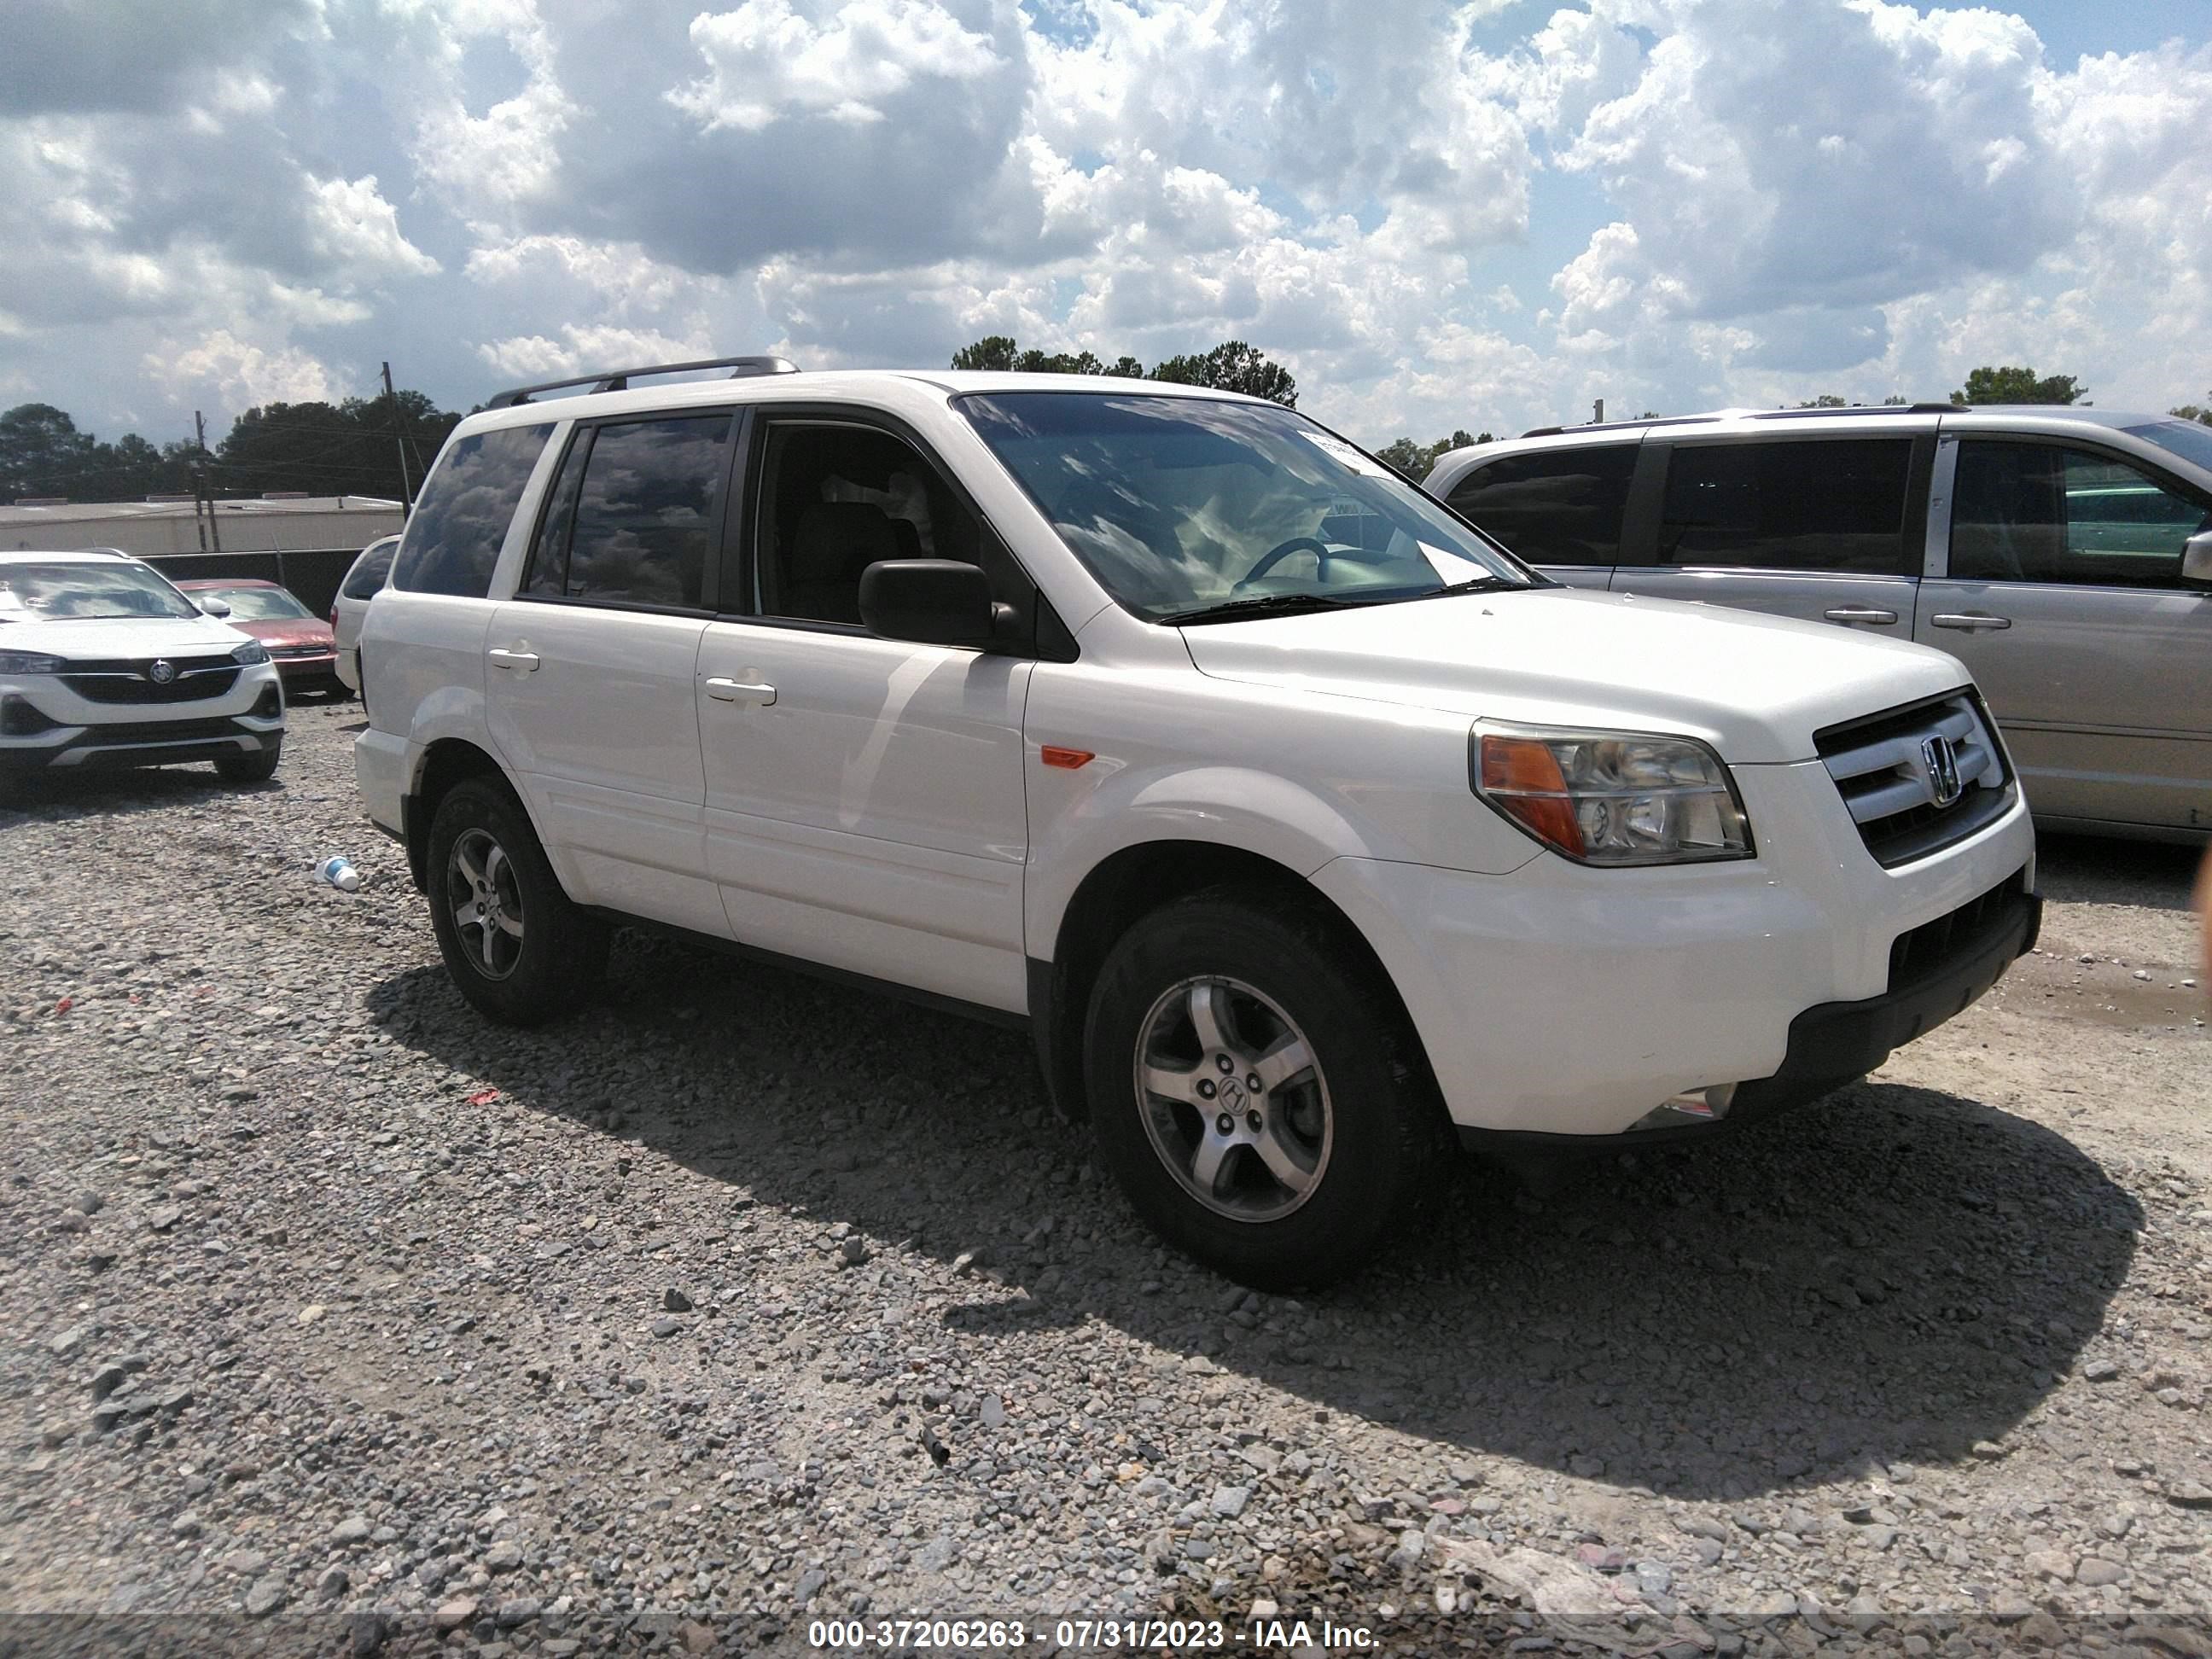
[3,701,2209,1656]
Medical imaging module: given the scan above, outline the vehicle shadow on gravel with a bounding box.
[368,928,2143,1505]
[0,766,283,824]
[2036,831,2203,913]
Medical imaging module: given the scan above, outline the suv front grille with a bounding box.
[1888,870,2028,990]
[1816,690,2013,868]
[60,655,240,704]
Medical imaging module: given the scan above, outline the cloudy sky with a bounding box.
[3,0,2209,457]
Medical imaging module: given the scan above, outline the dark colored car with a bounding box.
[175,579,344,697]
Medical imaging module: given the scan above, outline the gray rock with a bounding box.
[243,1574,288,1618]
[2083,1359,2122,1382]
[840,1237,870,1267]
[1567,1454,1605,1478]
[497,1597,541,1627]
[2075,1557,2125,1586]
[483,1541,523,1573]
[90,1364,126,1402]
[981,1394,1005,1429]
[1211,1485,1249,1519]
[917,1536,958,1574]
[317,1566,350,1599]
[331,1515,372,1545]
[649,1317,680,1339]
[661,1287,692,1313]
[434,1598,478,1631]
[70,1191,103,1214]
[795,1569,828,1603]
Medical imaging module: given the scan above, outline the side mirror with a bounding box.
[2184,530,2212,585]
[199,597,232,618]
[859,560,998,647]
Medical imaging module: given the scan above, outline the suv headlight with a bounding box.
[230,640,271,666]
[1473,725,1754,865]
[0,650,67,674]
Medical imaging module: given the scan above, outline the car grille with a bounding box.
[1888,869,2029,990]
[269,644,329,660]
[77,716,250,747]
[59,655,240,703]
[1815,690,2014,868]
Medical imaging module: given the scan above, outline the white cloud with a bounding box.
[306,176,440,277]
[147,329,334,408]
[475,323,714,381]
[671,0,1003,131]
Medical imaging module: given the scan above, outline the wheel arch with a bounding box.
[1029,840,1429,1124]
[404,737,515,892]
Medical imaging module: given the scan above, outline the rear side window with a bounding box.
[1445,446,1637,566]
[523,414,732,609]
[392,424,552,598]
[1659,439,1912,573]
[341,538,399,600]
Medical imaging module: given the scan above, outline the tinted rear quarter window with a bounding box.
[341,539,399,600]
[1660,438,1912,573]
[392,424,552,598]
[1445,446,1637,565]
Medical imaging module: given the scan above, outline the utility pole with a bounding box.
[193,410,221,553]
[381,361,414,514]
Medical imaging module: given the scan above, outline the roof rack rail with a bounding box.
[486,354,800,410]
[1518,413,1732,439]
[1750,402,1954,419]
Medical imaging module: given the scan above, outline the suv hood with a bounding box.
[1180,586,1968,764]
[0,614,249,661]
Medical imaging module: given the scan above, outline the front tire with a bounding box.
[215,741,282,784]
[1083,888,1446,1289]
[427,777,608,1025]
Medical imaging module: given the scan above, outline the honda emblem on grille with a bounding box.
[1920,734,1962,807]
[148,659,175,684]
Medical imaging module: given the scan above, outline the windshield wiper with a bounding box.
[1155,592,1376,626]
[1423,576,1528,597]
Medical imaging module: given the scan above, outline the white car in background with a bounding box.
[0,549,285,784]
[332,533,401,698]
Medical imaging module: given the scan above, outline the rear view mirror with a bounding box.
[2185,531,2212,585]
[199,597,232,618]
[859,560,998,648]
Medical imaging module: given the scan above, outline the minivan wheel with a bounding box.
[215,740,281,784]
[427,777,608,1026]
[1083,888,1445,1289]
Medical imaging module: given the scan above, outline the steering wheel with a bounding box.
[1232,536,1335,592]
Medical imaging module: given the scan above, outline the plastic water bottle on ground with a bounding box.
[318,856,361,892]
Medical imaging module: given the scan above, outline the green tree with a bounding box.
[1952,365,2087,406]
[0,403,98,499]
[1376,428,1485,482]
[2171,393,2211,426]
[1149,341,1297,406]
[1882,395,1911,405]
[1795,394,1848,408]
[950,335,1020,371]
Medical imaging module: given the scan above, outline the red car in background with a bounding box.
[174,579,345,698]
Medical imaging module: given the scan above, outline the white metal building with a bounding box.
[0,495,405,556]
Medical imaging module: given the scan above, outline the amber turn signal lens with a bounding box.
[1478,735,1585,858]
[1040,745,1095,770]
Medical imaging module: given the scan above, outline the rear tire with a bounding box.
[215,741,281,784]
[1083,887,1447,1289]
[427,777,609,1025]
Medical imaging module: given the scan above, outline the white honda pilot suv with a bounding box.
[356,357,2040,1286]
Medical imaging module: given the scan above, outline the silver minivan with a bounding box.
[1426,405,2212,841]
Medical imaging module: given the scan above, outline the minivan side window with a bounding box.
[1445,447,1636,566]
[1951,441,2212,590]
[391,424,553,598]
[521,415,732,609]
[1658,439,1912,573]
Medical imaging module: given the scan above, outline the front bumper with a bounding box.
[271,649,341,688]
[1311,755,2040,1138]
[0,667,284,775]
[1457,876,2040,1150]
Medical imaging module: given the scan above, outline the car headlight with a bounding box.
[230,640,271,666]
[1473,725,1754,865]
[0,650,67,674]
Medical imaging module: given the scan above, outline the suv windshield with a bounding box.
[196,585,311,621]
[959,393,1534,622]
[0,561,201,621]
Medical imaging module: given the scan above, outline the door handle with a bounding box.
[704,677,776,706]
[1823,607,1898,625]
[486,647,540,672]
[1929,613,2013,632]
